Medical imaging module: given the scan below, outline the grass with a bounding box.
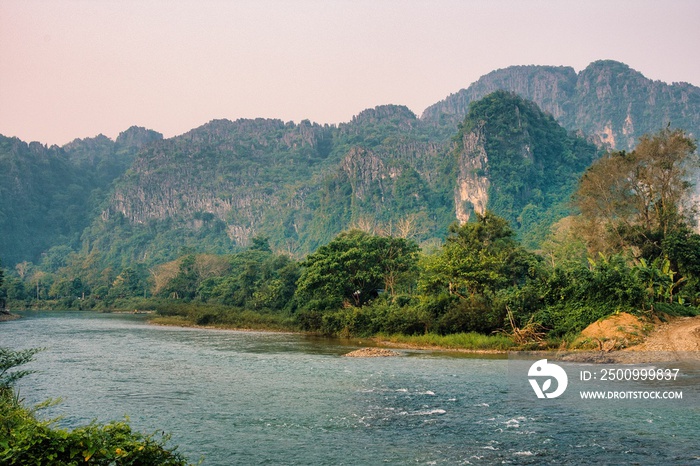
[376,332,515,351]
[149,307,297,332]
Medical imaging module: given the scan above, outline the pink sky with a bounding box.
[1,0,699,146]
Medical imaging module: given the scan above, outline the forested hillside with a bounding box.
[1,60,698,280]
[0,127,161,266]
[78,94,595,268]
[80,106,453,266]
[453,91,598,248]
[0,136,89,266]
[2,64,699,344]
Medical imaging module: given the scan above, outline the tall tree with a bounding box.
[575,128,698,259]
[420,212,536,299]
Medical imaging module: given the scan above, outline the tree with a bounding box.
[110,267,145,299]
[539,217,588,269]
[49,277,86,300]
[29,271,49,300]
[296,230,419,309]
[250,235,272,252]
[4,277,27,301]
[416,212,540,333]
[575,128,698,258]
[14,262,32,281]
[0,347,42,391]
[161,255,199,300]
[40,245,74,273]
[420,212,536,299]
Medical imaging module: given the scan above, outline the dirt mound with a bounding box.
[571,312,700,362]
[343,347,401,358]
[576,312,650,351]
[627,315,700,353]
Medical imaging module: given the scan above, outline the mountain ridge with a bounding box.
[423,60,700,151]
[1,59,699,269]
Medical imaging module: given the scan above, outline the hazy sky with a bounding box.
[2,0,699,146]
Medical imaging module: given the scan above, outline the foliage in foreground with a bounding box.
[0,347,192,466]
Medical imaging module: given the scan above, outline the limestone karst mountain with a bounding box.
[423,60,700,152]
[1,60,697,269]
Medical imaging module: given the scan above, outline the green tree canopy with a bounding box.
[296,230,419,309]
[420,212,537,299]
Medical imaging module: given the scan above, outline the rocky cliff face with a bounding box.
[103,118,334,246]
[115,126,163,149]
[63,126,163,187]
[84,105,459,263]
[451,91,598,247]
[341,147,398,203]
[454,124,489,224]
[423,60,700,151]
[569,61,700,151]
[423,65,577,126]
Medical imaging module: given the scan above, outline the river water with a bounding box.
[2,312,699,465]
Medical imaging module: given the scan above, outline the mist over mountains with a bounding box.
[1,60,698,269]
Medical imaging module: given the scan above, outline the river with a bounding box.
[2,312,699,465]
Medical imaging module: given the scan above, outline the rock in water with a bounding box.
[343,347,401,358]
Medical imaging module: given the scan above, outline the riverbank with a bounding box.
[148,315,296,333]
[7,308,699,359]
[0,310,20,322]
[146,312,700,359]
[373,333,512,353]
[148,315,516,352]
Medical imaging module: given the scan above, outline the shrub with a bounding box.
[436,295,504,335]
[0,347,193,465]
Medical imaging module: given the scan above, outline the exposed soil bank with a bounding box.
[565,313,700,363]
[628,315,700,352]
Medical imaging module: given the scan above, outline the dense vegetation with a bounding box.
[0,128,161,267]
[0,136,93,267]
[0,347,192,465]
[3,60,700,274]
[3,127,698,347]
[0,92,599,300]
[455,91,598,247]
[2,68,699,348]
[76,107,457,270]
